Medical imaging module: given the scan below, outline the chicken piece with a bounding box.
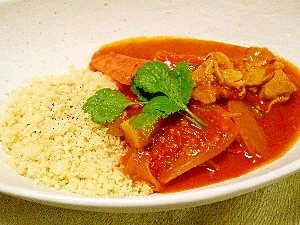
[222,69,244,88]
[258,69,297,111]
[240,47,284,86]
[192,52,245,104]
[192,65,217,104]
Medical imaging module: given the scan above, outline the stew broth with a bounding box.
[95,37,300,193]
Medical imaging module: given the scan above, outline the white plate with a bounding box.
[0,0,299,213]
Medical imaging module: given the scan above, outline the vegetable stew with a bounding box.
[85,37,300,193]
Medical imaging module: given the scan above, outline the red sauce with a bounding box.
[96,36,300,193]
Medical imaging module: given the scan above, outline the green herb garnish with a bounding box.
[83,61,207,129]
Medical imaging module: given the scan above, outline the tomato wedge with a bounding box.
[89,51,149,85]
[121,150,161,192]
[122,101,238,188]
[154,102,237,183]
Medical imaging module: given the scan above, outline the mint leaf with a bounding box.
[130,85,159,102]
[132,61,207,128]
[143,96,181,118]
[83,88,131,124]
[134,61,173,96]
[170,62,194,105]
[130,96,181,129]
[129,113,159,129]
[134,61,193,108]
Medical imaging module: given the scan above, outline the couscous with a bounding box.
[0,67,153,197]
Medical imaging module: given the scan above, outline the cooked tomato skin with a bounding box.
[98,37,300,193]
[120,101,238,191]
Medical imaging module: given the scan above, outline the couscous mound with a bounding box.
[0,67,152,197]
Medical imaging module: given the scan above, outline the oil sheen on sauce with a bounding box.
[96,37,300,193]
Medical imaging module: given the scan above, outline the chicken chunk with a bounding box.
[239,47,284,86]
[240,47,297,110]
[192,52,245,104]
[259,69,297,111]
[192,47,297,110]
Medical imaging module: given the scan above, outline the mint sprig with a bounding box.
[83,61,208,129]
[82,88,132,124]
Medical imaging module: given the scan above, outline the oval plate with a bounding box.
[0,0,299,213]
